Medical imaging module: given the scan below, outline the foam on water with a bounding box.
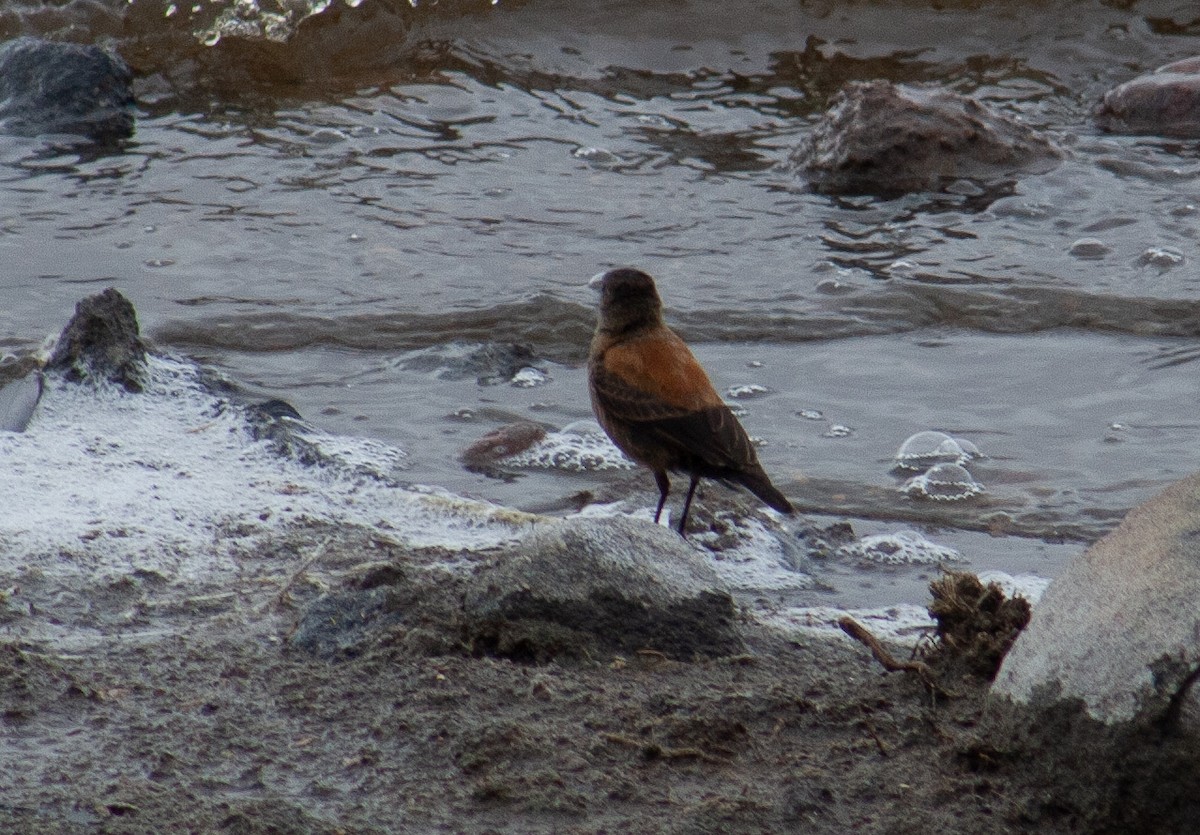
[498,421,635,472]
[836,530,963,565]
[0,354,535,591]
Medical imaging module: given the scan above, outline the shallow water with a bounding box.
[5,0,1200,606]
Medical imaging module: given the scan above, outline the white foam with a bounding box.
[500,423,634,472]
[0,355,535,591]
[837,529,963,565]
[976,570,1051,604]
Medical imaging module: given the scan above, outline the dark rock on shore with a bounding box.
[288,517,744,665]
[793,80,1062,196]
[1096,57,1200,138]
[464,517,743,661]
[47,288,147,392]
[0,37,135,142]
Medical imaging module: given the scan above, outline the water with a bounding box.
[4,0,1200,609]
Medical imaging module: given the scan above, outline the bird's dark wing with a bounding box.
[644,407,793,512]
[589,361,700,424]
[642,404,759,474]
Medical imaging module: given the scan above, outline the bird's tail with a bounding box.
[737,470,794,515]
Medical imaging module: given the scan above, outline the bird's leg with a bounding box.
[677,474,700,535]
[653,470,671,524]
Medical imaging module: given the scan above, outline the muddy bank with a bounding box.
[2,290,1198,833]
[1,571,1198,835]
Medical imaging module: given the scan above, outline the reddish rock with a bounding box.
[1096,58,1200,138]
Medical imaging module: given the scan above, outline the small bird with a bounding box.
[588,267,794,535]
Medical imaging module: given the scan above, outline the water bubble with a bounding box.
[1069,237,1111,259]
[510,367,549,388]
[726,402,749,417]
[573,146,617,165]
[893,430,979,471]
[902,462,984,501]
[797,409,824,421]
[309,128,347,145]
[887,259,920,278]
[636,114,674,128]
[815,277,857,295]
[726,383,769,399]
[1139,246,1184,269]
[746,360,763,368]
[823,424,854,438]
[836,530,962,565]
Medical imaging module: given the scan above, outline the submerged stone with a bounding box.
[47,288,147,392]
[793,80,1061,196]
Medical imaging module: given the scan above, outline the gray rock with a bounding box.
[793,80,1061,196]
[0,37,134,142]
[464,516,743,661]
[47,288,147,392]
[0,370,42,432]
[993,472,1200,723]
[1095,57,1200,138]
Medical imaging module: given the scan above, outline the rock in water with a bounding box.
[0,371,43,432]
[47,288,147,392]
[464,516,743,660]
[0,37,135,142]
[993,472,1200,724]
[1095,57,1200,138]
[792,80,1061,195]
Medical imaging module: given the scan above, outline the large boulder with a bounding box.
[464,516,743,661]
[993,472,1200,724]
[1095,57,1200,138]
[793,80,1061,196]
[0,37,135,142]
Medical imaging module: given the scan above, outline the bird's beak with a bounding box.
[588,270,607,292]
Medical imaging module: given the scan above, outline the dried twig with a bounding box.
[599,732,730,765]
[838,616,954,698]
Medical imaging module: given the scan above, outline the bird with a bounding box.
[587,267,794,535]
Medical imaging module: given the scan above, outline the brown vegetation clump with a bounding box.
[927,570,1031,679]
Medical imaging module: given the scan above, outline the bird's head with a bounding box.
[589,267,663,335]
